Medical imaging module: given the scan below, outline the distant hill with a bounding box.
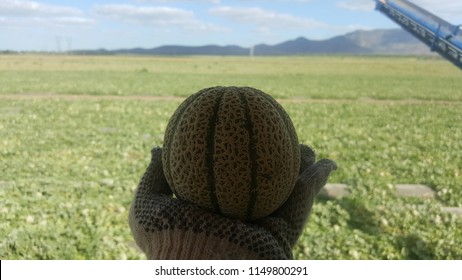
[253,36,372,55]
[344,29,432,55]
[72,28,434,56]
[115,44,249,56]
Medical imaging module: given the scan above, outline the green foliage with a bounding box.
[295,197,462,260]
[286,102,462,206]
[0,99,175,259]
[1,55,461,100]
[1,55,461,259]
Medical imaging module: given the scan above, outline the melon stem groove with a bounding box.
[206,90,225,215]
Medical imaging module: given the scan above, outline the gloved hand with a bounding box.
[129,144,337,260]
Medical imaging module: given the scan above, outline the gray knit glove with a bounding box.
[129,144,337,259]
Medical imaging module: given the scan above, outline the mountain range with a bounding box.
[73,29,434,56]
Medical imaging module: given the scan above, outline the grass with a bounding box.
[1,54,461,100]
[1,54,461,259]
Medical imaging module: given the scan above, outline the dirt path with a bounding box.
[1,93,461,105]
[0,94,185,102]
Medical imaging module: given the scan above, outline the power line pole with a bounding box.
[249,45,255,58]
[55,36,62,53]
[66,37,73,54]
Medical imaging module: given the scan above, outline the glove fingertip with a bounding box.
[300,158,337,195]
[299,144,316,173]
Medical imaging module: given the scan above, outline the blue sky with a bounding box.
[0,0,461,51]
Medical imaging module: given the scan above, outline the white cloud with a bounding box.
[336,0,374,12]
[0,0,95,26]
[412,0,462,21]
[337,0,462,21]
[210,6,327,29]
[136,0,312,3]
[237,0,314,2]
[94,5,195,26]
[136,0,221,3]
[0,0,81,17]
[94,4,226,31]
[52,17,96,26]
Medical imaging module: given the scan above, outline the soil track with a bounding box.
[1,93,461,105]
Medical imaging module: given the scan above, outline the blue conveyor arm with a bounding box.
[375,0,462,70]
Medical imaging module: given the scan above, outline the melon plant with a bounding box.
[162,86,300,221]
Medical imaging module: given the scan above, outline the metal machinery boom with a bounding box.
[375,0,462,70]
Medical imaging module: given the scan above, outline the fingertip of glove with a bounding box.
[298,158,337,190]
[317,158,338,172]
[151,147,163,157]
[299,144,316,172]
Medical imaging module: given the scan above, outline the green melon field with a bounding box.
[1,54,461,259]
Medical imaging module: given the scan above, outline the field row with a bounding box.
[2,93,462,105]
[1,55,461,100]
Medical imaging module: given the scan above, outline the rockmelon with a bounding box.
[162,86,300,221]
